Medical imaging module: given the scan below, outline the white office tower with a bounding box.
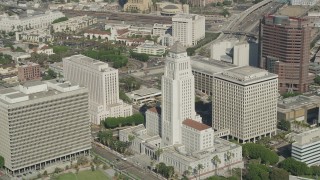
[172,14,205,47]
[161,42,201,146]
[0,80,91,175]
[63,55,132,125]
[213,66,278,143]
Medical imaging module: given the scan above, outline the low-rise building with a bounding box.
[2,51,31,63]
[277,95,320,125]
[17,62,41,82]
[0,11,65,32]
[133,41,166,56]
[155,2,189,16]
[52,15,97,33]
[158,34,175,47]
[290,0,319,5]
[152,23,172,36]
[16,28,53,43]
[292,128,320,166]
[30,44,54,55]
[126,87,161,104]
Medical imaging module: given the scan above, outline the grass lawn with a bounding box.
[56,170,110,180]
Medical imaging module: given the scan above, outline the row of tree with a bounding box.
[155,162,175,179]
[97,130,131,154]
[246,163,289,180]
[187,33,220,56]
[0,156,4,168]
[101,113,144,129]
[52,17,69,24]
[82,49,128,68]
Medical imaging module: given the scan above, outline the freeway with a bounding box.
[91,143,159,180]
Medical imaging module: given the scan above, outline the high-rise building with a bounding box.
[213,66,278,143]
[17,62,41,82]
[0,80,91,175]
[260,15,314,93]
[172,14,205,47]
[63,55,132,125]
[119,43,243,177]
[161,42,201,146]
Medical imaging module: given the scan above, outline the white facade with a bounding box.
[63,55,132,124]
[152,23,172,36]
[212,66,278,143]
[146,107,161,136]
[181,119,214,152]
[0,11,65,32]
[290,0,318,5]
[292,128,320,166]
[52,15,97,33]
[16,29,53,43]
[133,40,166,56]
[158,34,175,47]
[119,42,243,177]
[172,14,205,47]
[161,42,199,146]
[0,80,91,175]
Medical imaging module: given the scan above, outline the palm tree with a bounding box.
[197,164,204,180]
[212,155,221,175]
[225,151,234,174]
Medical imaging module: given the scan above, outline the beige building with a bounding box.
[190,55,237,95]
[152,23,172,37]
[124,0,152,13]
[145,107,161,136]
[63,55,132,125]
[15,28,53,43]
[172,14,205,47]
[213,66,278,143]
[52,15,97,33]
[277,95,320,125]
[0,80,91,175]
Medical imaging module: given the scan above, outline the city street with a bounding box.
[92,144,159,180]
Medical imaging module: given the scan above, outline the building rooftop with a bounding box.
[190,55,237,75]
[126,87,161,100]
[182,119,211,131]
[173,13,201,20]
[0,80,84,105]
[215,66,278,85]
[278,95,320,111]
[168,41,186,53]
[293,128,320,147]
[148,107,161,115]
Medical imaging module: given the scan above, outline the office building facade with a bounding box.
[260,15,314,93]
[0,80,91,175]
[63,55,132,124]
[213,66,278,143]
[172,14,205,47]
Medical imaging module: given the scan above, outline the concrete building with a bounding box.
[172,14,205,47]
[31,44,54,55]
[119,42,243,177]
[17,62,41,82]
[260,15,314,93]
[292,128,320,166]
[132,40,166,56]
[124,0,152,13]
[190,55,237,95]
[155,2,189,16]
[211,39,258,67]
[277,95,320,125]
[0,80,91,175]
[161,42,201,146]
[16,28,53,43]
[146,107,161,136]
[125,87,161,104]
[213,66,278,143]
[152,23,172,36]
[158,34,175,47]
[2,51,31,63]
[52,15,97,33]
[290,0,319,5]
[0,11,65,32]
[63,55,132,124]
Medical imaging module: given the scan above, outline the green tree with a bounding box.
[311,165,320,176]
[43,69,57,80]
[314,75,320,85]
[130,51,150,62]
[0,156,4,168]
[246,164,269,180]
[269,167,289,180]
[223,0,232,5]
[197,164,204,180]
[278,157,311,176]
[119,90,132,103]
[212,155,221,175]
[43,170,48,176]
[52,17,69,24]
[243,143,279,165]
[77,156,89,166]
[277,119,291,131]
